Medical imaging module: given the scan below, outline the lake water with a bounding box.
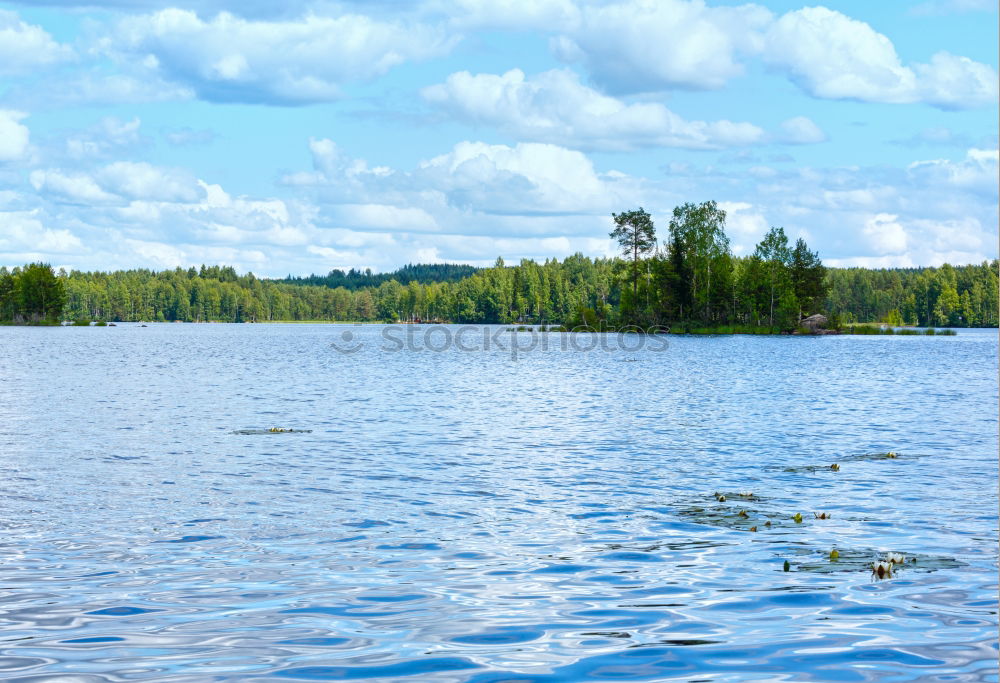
[1,324,997,682]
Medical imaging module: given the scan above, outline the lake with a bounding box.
[1,324,997,681]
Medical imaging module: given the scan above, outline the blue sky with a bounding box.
[0,0,996,276]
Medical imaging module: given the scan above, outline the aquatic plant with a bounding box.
[829,549,839,561]
[814,512,831,519]
[871,561,893,579]
[792,513,803,523]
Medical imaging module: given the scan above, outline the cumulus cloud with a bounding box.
[413,140,642,215]
[863,213,908,254]
[30,170,122,205]
[108,9,457,104]
[763,7,997,109]
[30,162,204,205]
[778,116,826,145]
[537,3,995,111]
[0,10,73,76]
[0,210,83,256]
[553,0,772,93]
[718,201,768,254]
[422,68,765,151]
[0,111,30,162]
[65,117,147,160]
[907,147,999,195]
[443,0,581,30]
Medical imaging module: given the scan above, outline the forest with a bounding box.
[2,201,996,328]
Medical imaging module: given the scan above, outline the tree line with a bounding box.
[1,203,996,327]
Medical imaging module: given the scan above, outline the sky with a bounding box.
[0,0,997,277]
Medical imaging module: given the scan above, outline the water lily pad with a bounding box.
[677,504,773,531]
[786,547,965,574]
[232,428,313,435]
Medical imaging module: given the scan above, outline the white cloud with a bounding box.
[907,147,999,194]
[30,170,121,205]
[422,68,765,151]
[109,9,457,104]
[66,117,146,160]
[31,161,204,205]
[0,10,73,76]
[718,201,769,254]
[863,213,908,254]
[914,52,999,109]
[0,210,83,255]
[333,204,440,232]
[535,3,995,110]
[418,140,619,214]
[443,0,581,30]
[779,116,826,144]
[763,7,997,109]
[97,162,203,202]
[0,110,30,162]
[554,0,772,93]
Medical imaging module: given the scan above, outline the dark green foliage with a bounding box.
[0,263,66,324]
[668,201,730,322]
[610,207,656,314]
[790,238,827,318]
[282,263,480,290]
[825,262,997,327]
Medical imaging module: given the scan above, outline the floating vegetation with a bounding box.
[749,526,757,533]
[814,512,831,520]
[678,504,763,531]
[838,451,911,463]
[786,547,961,576]
[713,491,765,502]
[792,513,803,524]
[778,453,906,473]
[777,463,844,474]
[783,560,790,572]
[232,428,313,435]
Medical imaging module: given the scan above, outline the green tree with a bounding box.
[754,227,794,327]
[13,263,66,323]
[789,238,827,318]
[610,207,656,311]
[668,201,730,321]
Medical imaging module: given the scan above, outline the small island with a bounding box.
[2,201,995,333]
